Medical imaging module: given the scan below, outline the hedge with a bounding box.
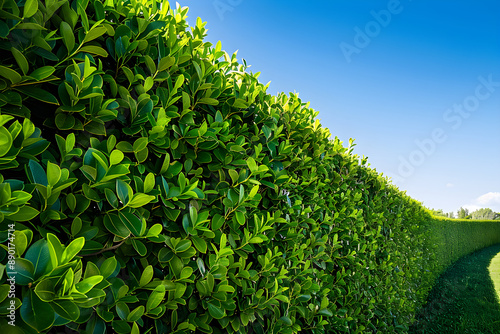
[0,0,497,333]
[427,218,500,276]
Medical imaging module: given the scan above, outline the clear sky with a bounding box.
[179,0,500,215]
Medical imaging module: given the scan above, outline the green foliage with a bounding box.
[457,206,469,219]
[427,217,500,276]
[0,0,495,333]
[470,208,498,220]
[428,208,454,219]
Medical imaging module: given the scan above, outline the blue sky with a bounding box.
[179,0,500,215]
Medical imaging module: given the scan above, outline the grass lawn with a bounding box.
[488,247,500,304]
[410,243,500,334]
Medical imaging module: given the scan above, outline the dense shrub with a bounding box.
[427,217,500,276]
[0,0,497,333]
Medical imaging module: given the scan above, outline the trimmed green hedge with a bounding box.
[427,217,500,276]
[0,0,497,333]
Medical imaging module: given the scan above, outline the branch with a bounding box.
[80,239,127,257]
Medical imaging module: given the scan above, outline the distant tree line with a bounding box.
[429,208,455,218]
[429,207,500,220]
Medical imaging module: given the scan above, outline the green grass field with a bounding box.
[410,243,500,333]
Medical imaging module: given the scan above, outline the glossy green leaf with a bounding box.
[0,285,9,303]
[217,284,235,293]
[0,126,12,157]
[131,239,147,256]
[73,288,106,308]
[11,258,34,285]
[7,205,39,221]
[29,159,48,186]
[131,322,140,334]
[112,320,131,333]
[207,302,225,319]
[235,211,245,225]
[143,172,155,193]
[83,262,100,280]
[146,224,163,237]
[110,149,124,165]
[127,305,144,322]
[16,86,59,105]
[198,97,218,106]
[61,237,85,263]
[118,211,143,237]
[100,256,118,279]
[11,191,32,206]
[189,206,198,225]
[128,193,155,208]
[297,294,311,302]
[34,279,56,302]
[75,275,103,294]
[146,284,165,312]
[46,233,63,269]
[174,74,184,91]
[105,188,119,208]
[116,179,132,206]
[246,157,258,173]
[0,65,22,84]
[46,161,61,186]
[103,213,130,238]
[212,214,224,230]
[12,230,28,257]
[280,316,293,326]
[158,56,175,71]
[24,239,50,279]
[169,255,183,278]
[318,308,333,317]
[30,66,55,81]
[23,0,38,18]
[133,137,148,153]
[20,290,54,332]
[11,47,29,75]
[116,302,130,320]
[80,45,109,57]
[55,113,76,130]
[191,236,207,253]
[174,240,192,253]
[139,265,153,287]
[144,76,154,91]
[51,300,80,321]
[16,22,46,30]
[67,193,77,212]
[179,266,193,280]
[83,26,107,43]
[60,21,75,53]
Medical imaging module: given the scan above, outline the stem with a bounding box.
[11,77,60,88]
[80,239,127,257]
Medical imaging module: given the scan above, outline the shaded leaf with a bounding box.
[50,300,80,321]
[24,239,50,279]
[118,211,143,237]
[20,290,54,332]
[60,21,75,53]
[16,86,59,105]
[11,47,28,75]
[0,65,22,83]
[207,302,225,319]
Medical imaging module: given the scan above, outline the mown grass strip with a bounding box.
[488,249,500,304]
